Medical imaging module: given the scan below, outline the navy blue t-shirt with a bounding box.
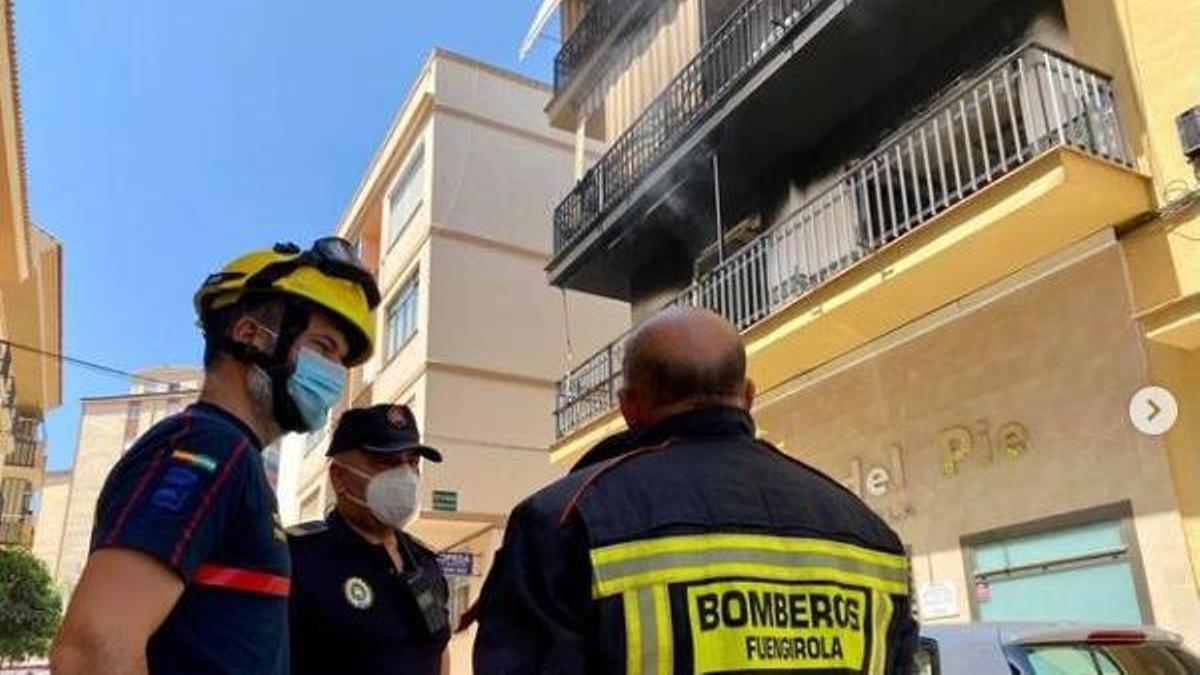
[91,402,290,675]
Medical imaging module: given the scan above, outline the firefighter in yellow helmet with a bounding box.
[54,238,380,675]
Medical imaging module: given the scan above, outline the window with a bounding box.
[385,275,420,359]
[387,145,425,248]
[966,510,1148,625]
[0,478,32,516]
[124,401,143,445]
[1020,643,1200,675]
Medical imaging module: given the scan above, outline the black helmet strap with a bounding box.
[214,297,316,433]
[266,301,314,433]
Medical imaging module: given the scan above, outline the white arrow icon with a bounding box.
[1130,386,1178,436]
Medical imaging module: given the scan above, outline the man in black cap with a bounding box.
[288,404,451,675]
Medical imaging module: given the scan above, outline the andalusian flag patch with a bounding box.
[171,450,218,473]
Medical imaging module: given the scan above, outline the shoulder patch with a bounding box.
[286,521,329,538]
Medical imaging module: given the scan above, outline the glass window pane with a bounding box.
[978,561,1142,625]
[385,276,419,358]
[388,145,425,246]
[1025,646,1100,675]
[974,520,1125,575]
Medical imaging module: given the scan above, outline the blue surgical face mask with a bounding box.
[287,348,347,431]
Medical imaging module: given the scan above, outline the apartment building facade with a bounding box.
[39,367,200,597]
[274,49,627,670]
[0,0,63,550]
[534,0,1200,644]
[30,469,69,589]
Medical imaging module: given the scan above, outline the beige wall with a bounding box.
[425,234,622,385]
[420,367,562,515]
[31,470,70,581]
[56,400,127,594]
[755,243,1200,644]
[433,56,570,154]
[430,112,573,255]
[56,373,200,596]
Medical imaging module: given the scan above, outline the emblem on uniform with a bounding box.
[344,576,374,610]
[387,405,408,428]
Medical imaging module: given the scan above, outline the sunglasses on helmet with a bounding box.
[247,237,382,309]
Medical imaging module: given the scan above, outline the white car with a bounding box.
[917,624,1200,674]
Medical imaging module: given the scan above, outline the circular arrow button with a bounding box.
[1129,386,1178,436]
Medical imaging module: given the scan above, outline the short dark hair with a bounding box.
[200,296,287,369]
[622,331,746,408]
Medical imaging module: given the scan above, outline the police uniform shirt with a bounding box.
[90,402,290,675]
[474,407,918,674]
[288,510,451,675]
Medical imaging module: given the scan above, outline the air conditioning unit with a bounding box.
[1177,106,1200,161]
[694,213,765,276]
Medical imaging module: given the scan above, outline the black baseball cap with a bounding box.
[326,404,443,462]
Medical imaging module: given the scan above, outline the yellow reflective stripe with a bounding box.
[594,562,909,599]
[870,590,894,675]
[638,588,658,675]
[592,533,907,570]
[625,589,643,675]
[652,584,673,675]
[593,549,907,595]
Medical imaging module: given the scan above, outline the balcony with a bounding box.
[553,0,649,100]
[0,475,33,545]
[548,0,1037,298]
[553,44,1145,439]
[552,0,821,259]
[8,415,42,468]
[0,514,32,546]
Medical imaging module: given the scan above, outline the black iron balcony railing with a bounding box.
[553,44,1130,438]
[554,0,645,95]
[7,439,39,468]
[0,342,11,380]
[1,343,14,413]
[0,514,30,545]
[8,416,41,468]
[553,0,822,255]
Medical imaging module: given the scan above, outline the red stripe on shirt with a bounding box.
[171,436,249,567]
[193,563,290,597]
[104,412,195,546]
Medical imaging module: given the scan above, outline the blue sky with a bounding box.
[17,1,557,471]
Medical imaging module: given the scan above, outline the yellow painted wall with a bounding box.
[1066,0,1200,594]
[1144,340,1200,602]
[755,245,1200,644]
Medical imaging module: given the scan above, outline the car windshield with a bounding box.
[1020,643,1200,675]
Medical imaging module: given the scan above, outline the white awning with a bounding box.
[519,0,563,61]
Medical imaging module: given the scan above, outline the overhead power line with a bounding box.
[0,338,191,388]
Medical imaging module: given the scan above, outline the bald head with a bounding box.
[619,308,753,427]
